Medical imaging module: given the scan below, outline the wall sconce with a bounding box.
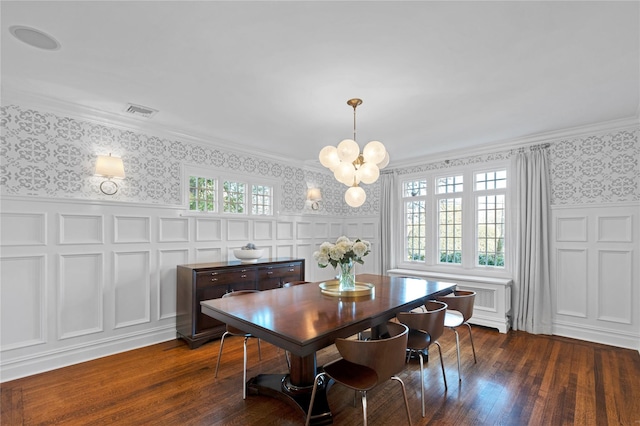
[306,187,322,210]
[95,153,125,195]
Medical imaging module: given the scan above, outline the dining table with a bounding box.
[200,273,456,425]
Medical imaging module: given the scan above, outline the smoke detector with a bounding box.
[124,103,158,119]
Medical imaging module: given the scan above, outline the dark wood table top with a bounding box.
[201,273,456,357]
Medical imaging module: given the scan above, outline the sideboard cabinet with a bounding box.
[177,258,305,348]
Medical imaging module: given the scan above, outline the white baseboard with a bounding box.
[553,321,640,353]
[0,325,177,383]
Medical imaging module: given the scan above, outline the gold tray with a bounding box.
[319,280,374,297]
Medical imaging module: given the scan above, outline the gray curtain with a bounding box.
[379,171,398,275]
[513,146,552,334]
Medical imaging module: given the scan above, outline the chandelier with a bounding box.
[318,98,389,207]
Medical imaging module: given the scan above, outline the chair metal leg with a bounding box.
[243,336,248,399]
[392,376,412,426]
[453,328,462,381]
[305,372,325,426]
[435,341,448,390]
[361,391,368,426]
[418,351,425,417]
[214,331,230,378]
[465,322,477,363]
[257,338,262,360]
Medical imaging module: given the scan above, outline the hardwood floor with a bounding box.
[2,326,639,425]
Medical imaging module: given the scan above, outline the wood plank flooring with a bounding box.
[2,326,639,425]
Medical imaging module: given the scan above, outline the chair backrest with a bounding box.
[435,290,476,322]
[282,281,310,288]
[335,322,408,384]
[396,300,448,343]
[222,290,260,334]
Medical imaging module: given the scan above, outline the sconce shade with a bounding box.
[307,187,322,201]
[95,155,125,178]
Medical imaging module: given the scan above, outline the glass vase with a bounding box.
[337,259,356,291]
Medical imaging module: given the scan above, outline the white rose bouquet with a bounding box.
[313,236,371,269]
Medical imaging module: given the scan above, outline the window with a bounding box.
[403,180,427,261]
[223,180,246,213]
[187,168,274,216]
[401,165,508,270]
[189,176,217,212]
[252,184,272,215]
[475,170,506,267]
[436,175,463,264]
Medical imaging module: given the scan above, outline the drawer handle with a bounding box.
[210,278,218,282]
[289,268,294,272]
[241,274,247,278]
[267,271,273,275]
[210,272,218,276]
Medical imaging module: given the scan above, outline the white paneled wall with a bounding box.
[551,203,640,350]
[0,196,380,381]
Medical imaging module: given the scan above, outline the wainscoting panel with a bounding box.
[597,250,632,324]
[59,214,104,245]
[0,198,378,381]
[276,221,294,240]
[159,217,189,242]
[0,255,46,350]
[113,250,151,328]
[195,247,222,263]
[195,218,221,242]
[556,216,588,242]
[551,204,639,350]
[58,253,104,339]
[227,219,250,242]
[253,220,273,241]
[0,212,47,246]
[158,249,189,320]
[114,216,151,243]
[555,249,588,318]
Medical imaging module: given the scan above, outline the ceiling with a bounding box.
[2,1,638,167]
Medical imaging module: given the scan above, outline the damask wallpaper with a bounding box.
[398,127,639,206]
[549,128,639,205]
[1,104,637,211]
[0,104,381,216]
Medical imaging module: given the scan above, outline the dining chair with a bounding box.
[397,300,448,417]
[214,290,262,400]
[305,322,412,426]
[433,290,477,381]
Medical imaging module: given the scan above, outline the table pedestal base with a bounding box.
[247,373,333,425]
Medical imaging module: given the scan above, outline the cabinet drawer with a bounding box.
[196,269,257,289]
[258,263,302,280]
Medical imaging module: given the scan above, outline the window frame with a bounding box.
[398,160,512,275]
[183,164,277,217]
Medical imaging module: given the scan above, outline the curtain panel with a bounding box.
[513,146,553,334]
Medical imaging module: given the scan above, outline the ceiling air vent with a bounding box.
[124,103,158,119]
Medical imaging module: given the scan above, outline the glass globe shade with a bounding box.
[377,151,390,169]
[334,162,356,186]
[358,162,380,184]
[362,141,386,164]
[345,186,366,207]
[337,139,360,163]
[319,146,340,170]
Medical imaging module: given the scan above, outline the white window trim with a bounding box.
[182,164,278,217]
[397,160,514,278]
